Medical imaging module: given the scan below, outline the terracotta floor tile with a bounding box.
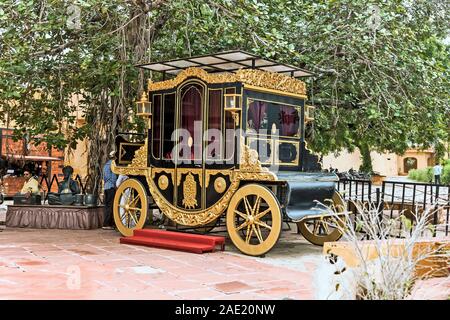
[214,281,255,294]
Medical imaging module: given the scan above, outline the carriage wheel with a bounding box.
[297,191,346,246]
[226,184,282,256]
[113,178,148,237]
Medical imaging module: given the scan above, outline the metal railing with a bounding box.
[337,178,449,237]
[38,174,95,201]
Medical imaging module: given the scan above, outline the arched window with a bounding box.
[180,83,203,160]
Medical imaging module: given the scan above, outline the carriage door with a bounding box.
[174,81,205,210]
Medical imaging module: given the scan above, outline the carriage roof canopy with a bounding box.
[136,50,313,78]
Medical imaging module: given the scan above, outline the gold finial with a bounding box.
[140,91,148,102]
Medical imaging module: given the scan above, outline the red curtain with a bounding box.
[181,85,203,159]
[279,105,299,136]
[247,101,268,131]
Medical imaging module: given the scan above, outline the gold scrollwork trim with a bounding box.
[111,161,147,176]
[148,67,306,96]
[149,68,236,91]
[235,69,306,96]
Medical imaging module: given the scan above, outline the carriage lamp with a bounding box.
[224,93,242,126]
[305,105,315,123]
[136,91,152,129]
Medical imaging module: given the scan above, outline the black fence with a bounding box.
[337,178,450,237]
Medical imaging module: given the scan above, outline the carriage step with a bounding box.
[120,229,225,254]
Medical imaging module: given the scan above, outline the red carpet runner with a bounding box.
[120,229,226,254]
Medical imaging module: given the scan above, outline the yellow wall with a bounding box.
[323,148,435,176]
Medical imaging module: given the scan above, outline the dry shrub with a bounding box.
[316,197,449,300]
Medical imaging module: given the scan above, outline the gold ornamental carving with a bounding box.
[235,69,306,96]
[214,177,227,194]
[239,144,277,180]
[129,139,148,168]
[146,172,240,227]
[176,168,203,187]
[182,172,198,209]
[111,160,147,176]
[149,68,236,91]
[240,144,263,172]
[158,175,169,190]
[148,67,306,96]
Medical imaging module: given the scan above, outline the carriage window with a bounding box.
[207,89,222,160]
[180,84,203,160]
[152,94,161,159]
[162,93,175,159]
[247,100,269,134]
[276,104,300,137]
[247,100,299,137]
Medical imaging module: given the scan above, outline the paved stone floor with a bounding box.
[0,224,323,300]
[1,223,448,300]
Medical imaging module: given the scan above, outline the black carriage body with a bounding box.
[115,71,334,222]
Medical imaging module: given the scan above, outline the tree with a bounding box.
[0,0,448,186]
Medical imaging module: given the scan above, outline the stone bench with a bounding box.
[5,204,104,230]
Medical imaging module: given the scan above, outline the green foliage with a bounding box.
[409,163,450,184]
[0,0,448,167]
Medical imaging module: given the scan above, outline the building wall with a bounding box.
[323,148,435,176]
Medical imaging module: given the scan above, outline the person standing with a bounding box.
[433,162,443,185]
[102,151,118,230]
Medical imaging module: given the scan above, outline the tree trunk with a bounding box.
[358,142,373,173]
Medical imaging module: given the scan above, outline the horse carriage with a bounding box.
[111,50,345,256]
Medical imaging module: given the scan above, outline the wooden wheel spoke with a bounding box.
[252,196,261,215]
[128,207,142,212]
[119,211,127,222]
[129,194,140,206]
[236,220,250,231]
[245,224,253,243]
[321,219,330,234]
[124,189,132,203]
[126,213,131,228]
[234,210,248,220]
[129,212,138,224]
[254,220,272,230]
[312,219,320,234]
[243,196,252,216]
[255,208,271,220]
[253,224,264,244]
